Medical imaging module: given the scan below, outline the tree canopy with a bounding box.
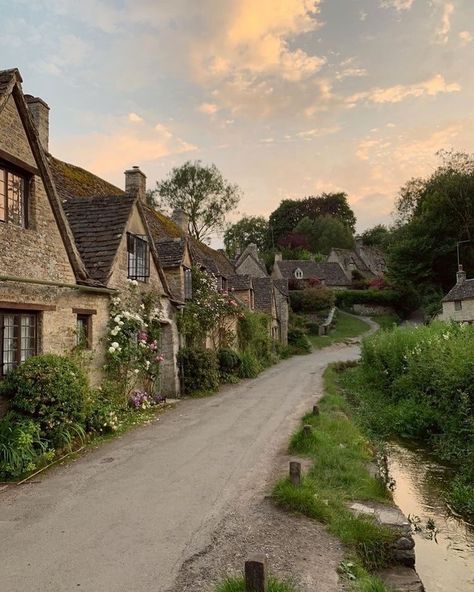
[153,160,241,242]
[293,216,354,254]
[361,224,392,249]
[224,216,269,258]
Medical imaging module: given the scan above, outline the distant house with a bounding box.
[271,256,350,290]
[327,238,387,282]
[439,267,474,323]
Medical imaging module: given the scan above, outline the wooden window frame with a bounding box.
[0,159,30,228]
[76,314,93,350]
[127,232,150,282]
[0,310,38,379]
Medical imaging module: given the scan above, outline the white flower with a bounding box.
[108,346,116,354]
[134,369,140,374]
[114,315,121,323]
[111,341,120,349]
[140,304,145,310]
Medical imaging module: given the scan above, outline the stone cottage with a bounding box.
[0,68,180,397]
[272,255,350,290]
[439,266,474,323]
[327,238,387,282]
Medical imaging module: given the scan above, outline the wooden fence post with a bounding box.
[289,461,301,486]
[244,554,268,592]
[303,424,312,437]
[312,404,320,416]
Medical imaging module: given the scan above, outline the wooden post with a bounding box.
[312,404,320,416]
[289,461,301,486]
[245,554,268,592]
[303,424,312,437]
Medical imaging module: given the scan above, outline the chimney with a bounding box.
[457,265,466,285]
[274,252,282,262]
[25,95,50,152]
[172,208,189,234]
[355,236,363,252]
[125,166,146,201]
[247,243,258,258]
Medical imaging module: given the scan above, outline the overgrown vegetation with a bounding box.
[341,321,474,518]
[273,366,393,590]
[178,348,220,395]
[215,576,298,592]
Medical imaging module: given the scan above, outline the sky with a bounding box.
[1,0,473,240]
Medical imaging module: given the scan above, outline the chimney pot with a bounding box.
[25,95,50,152]
[457,265,466,285]
[124,166,146,202]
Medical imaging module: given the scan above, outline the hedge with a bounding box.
[335,289,402,309]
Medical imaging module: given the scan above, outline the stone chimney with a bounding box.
[247,243,258,258]
[125,166,146,201]
[274,252,282,262]
[172,208,189,234]
[25,95,50,152]
[355,236,363,252]
[457,265,466,285]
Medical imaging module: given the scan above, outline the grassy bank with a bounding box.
[273,365,394,592]
[342,321,474,519]
[215,577,297,592]
[309,311,371,350]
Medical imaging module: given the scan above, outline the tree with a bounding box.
[224,216,269,258]
[153,161,241,242]
[269,193,356,243]
[293,216,354,255]
[388,150,474,309]
[361,224,392,249]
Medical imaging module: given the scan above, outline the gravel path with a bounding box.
[0,322,375,592]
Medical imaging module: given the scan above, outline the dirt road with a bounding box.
[0,338,368,592]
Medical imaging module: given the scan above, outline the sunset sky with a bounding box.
[1,0,473,239]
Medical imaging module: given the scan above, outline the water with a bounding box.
[387,442,474,592]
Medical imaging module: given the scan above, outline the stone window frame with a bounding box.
[0,159,31,228]
[454,300,463,311]
[127,232,150,282]
[0,309,38,379]
[183,266,193,300]
[294,268,304,280]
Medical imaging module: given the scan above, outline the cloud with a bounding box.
[197,102,220,115]
[380,0,415,11]
[459,31,473,45]
[346,74,461,106]
[36,33,89,75]
[128,112,144,123]
[296,125,342,139]
[436,1,454,44]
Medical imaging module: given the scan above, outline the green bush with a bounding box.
[305,321,320,335]
[177,348,220,395]
[0,412,49,479]
[218,348,242,382]
[290,287,335,313]
[4,354,89,447]
[239,351,261,378]
[237,311,274,368]
[336,289,401,310]
[288,327,312,354]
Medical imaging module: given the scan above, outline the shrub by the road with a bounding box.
[178,347,220,395]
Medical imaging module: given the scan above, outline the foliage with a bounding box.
[215,576,299,592]
[224,215,269,258]
[290,287,335,313]
[294,215,355,255]
[388,150,474,310]
[177,347,220,395]
[335,289,401,310]
[105,285,164,398]
[179,267,242,348]
[269,193,356,244]
[273,366,395,575]
[360,225,392,249]
[153,160,241,241]
[218,348,242,382]
[0,412,49,479]
[287,327,312,355]
[4,354,89,447]
[308,311,370,350]
[343,321,474,518]
[238,351,261,378]
[237,310,275,368]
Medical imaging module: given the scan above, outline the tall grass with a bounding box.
[215,577,298,592]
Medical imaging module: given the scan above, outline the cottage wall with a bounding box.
[439,299,474,323]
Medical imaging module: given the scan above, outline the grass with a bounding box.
[370,314,400,331]
[272,365,395,591]
[215,576,298,592]
[309,311,371,350]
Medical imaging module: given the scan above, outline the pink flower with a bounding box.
[138,331,148,342]
[155,354,164,363]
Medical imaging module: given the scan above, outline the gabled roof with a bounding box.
[0,68,90,284]
[330,248,372,277]
[190,239,235,278]
[273,278,289,297]
[235,244,268,277]
[443,279,474,302]
[63,195,135,284]
[228,274,252,291]
[253,277,274,314]
[275,260,350,286]
[155,238,186,268]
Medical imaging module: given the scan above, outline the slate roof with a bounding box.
[228,274,252,291]
[330,248,372,277]
[443,279,474,302]
[63,195,135,284]
[275,260,350,286]
[253,277,274,314]
[273,279,289,297]
[0,69,19,104]
[155,238,186,268]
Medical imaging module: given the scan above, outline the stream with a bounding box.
[387,442,474,592]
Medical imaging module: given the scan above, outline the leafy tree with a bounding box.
[388,150,474,307]
[293,216,354,255]
[224,216,269,258]
[269,193,356,243]
[153,161,241,242]
[361,224,392,249]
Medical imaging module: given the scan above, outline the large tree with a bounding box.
[224,216,269,258]
[388,150,474,309]
[153,160,241,242]
[269,193,356,243]
[294,216,354,254]
[361,224,392,249]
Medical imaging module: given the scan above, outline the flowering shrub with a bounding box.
[177,347,220,395]
[179,267,242,348]
[105,284,164,397]
[129,390,165,410]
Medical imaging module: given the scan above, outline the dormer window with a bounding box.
[294,268,303,279]
[0,163,28,227]
[127,233,150,282]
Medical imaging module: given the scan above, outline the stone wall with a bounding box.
[352,303,395,316]
[439,298,474,323]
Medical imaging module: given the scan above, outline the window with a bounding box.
[294,268,303,279]
[127,233,150,282]
[0,163,28,227]
[454,300,462,311]
[184,267,193,300]
[76,314,92,349]
[0,311,37,378]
